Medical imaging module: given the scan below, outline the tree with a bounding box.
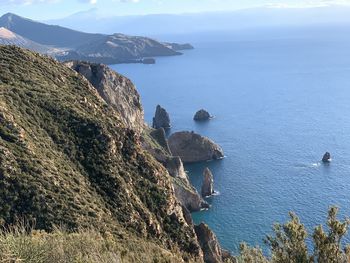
[265,212,311,263]
[238,207,350,263]
[313,207,350,263]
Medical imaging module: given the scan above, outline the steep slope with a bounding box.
[0,27,56,54]
[0,46,202,262]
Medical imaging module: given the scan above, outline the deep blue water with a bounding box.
[111,30,350,253]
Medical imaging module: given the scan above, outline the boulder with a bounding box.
[194,109,211,121]
[152,105,171,129]
[168,131,224,163]
[194,223,223,263]
[202,168,214,197]
[322,152,331,163]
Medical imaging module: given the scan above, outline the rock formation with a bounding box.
[173,179,210,212]
[194,223,224,263]
[202,168,214,197]
[322,152,331,163]
[65,61,144,133]
[141,127,209,211]
[168,131,224,163]
[152,105,171,129]
[194,109,211,121]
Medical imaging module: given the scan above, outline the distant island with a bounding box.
[0,13,194,65]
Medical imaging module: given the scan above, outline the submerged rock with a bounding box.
[194,223,223,263]
[201,168,214,197]
[322,152,331,163]
[194,109,211,121]
[168,131,224,163]
[152,105,171,129]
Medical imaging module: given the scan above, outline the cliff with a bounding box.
[65,61,144,133]
[0,46,202,262]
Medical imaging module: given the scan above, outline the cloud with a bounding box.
[266,0,350,8]
[0,0,58,4]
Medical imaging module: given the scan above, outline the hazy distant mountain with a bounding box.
[0,27,56,53]
[0,13,192,64]
[0,13,102,48]
[47,6,350,36]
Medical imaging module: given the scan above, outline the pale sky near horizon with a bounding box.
[0,0,350,20]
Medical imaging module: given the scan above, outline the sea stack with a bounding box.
[168,131,224,163]
[201,168,214,197]
[152,105,171,129]
[194,109,211,121]
[322,152,331,163]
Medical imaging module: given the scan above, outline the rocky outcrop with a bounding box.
[174,178,210,212]
[141,127,208,212]
[164,42,194,51]
[202,168,214,197]
[195,223,223,263]
[150,128,172,155]
[322,152,331,163]
[65,61,144,134]
[152,105,171,129]
[194,109,211,121]
[165,156,188,180]
[168,131,224,163]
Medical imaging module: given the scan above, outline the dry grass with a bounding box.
[0,223,186,263]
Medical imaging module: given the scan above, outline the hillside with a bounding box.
[0,45,202,262]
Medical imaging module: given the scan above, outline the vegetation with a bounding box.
[0,46,201,262]
[238,207,350,263]
[0,223,187,263]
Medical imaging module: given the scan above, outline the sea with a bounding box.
[111,26,350,253]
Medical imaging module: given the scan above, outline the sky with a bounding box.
[1,0,350,20]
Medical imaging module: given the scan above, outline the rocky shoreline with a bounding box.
[67,61,229,262]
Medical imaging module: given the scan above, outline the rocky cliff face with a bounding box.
[195,223,224,263]
[65,61,144,134]
[168,131,224,163]
[0,46,202,262]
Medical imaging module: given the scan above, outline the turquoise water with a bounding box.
[111,30,350,253]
